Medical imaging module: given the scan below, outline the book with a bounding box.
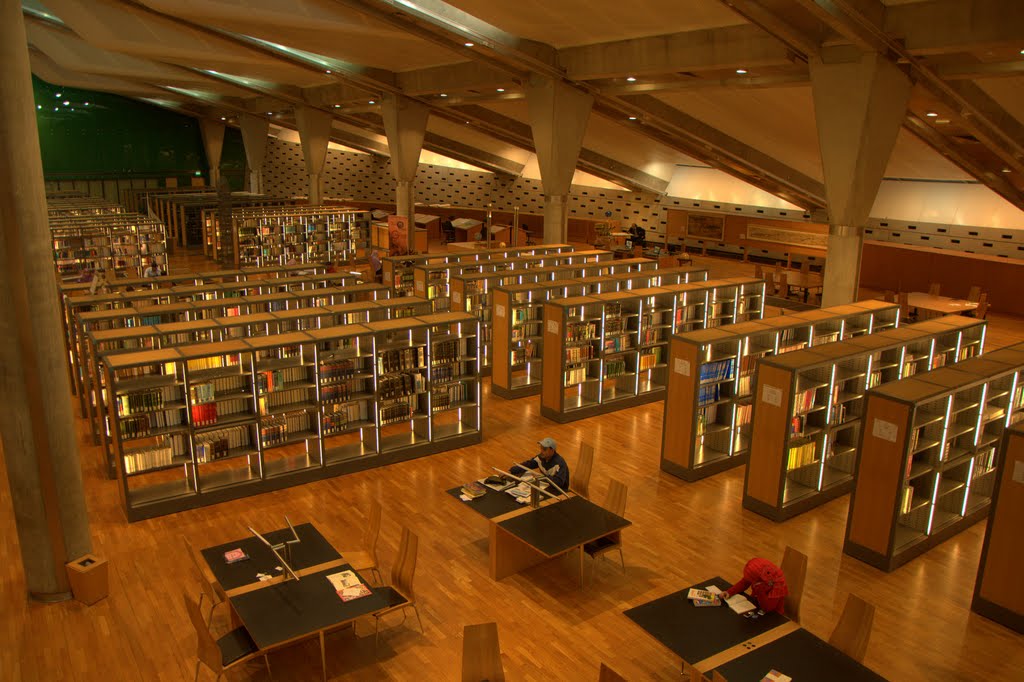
[687,588,722,606]
[338,584,373,601]
[726,593,756,614]
[326,570,363,590]
[223,548,248,564]
[461,481,486,498]
[761,671,792,682]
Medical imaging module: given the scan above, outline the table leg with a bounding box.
[489,523,549,580]
[320,630,327,682]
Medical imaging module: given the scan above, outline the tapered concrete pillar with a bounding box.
[295,107,332,205]
[239,114,269,194]
[199,119,225,188]
[381,94,428,220]
[810,49,911,306]
[526,76,593,244]
[0,2,92,601]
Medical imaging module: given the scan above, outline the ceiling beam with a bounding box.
[717,0,827,57]
[396,61,514,96]
[936,60,1024,80]
[560,24,797,81]
[599,70,810,95]
[887,0,1024,55]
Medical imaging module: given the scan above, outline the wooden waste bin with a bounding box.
[66,554,108,605]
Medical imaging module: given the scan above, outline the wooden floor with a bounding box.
[2,246,1023,681]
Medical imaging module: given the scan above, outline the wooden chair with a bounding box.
[584,479,627,581]
[374,526,423,653]
[967,285,982,302]
[461,622,504,682]
[340,500,383,584]
[598,663,627,681]
[828,593,875,663]
[897,292,917,323]
[184,592,269,681]
[779,545,808,623]
[928,282,941,295]
[777,272,790,299]
[184,537,227,626]
[974,300,989,319]
[753,264,764,280]
[571,442,595,498]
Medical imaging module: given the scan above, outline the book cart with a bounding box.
[845,343,1024,571]
[490,266,711,399]
[382,243,573,297]
[88,297,431,477]
[105,312,480,521]
[743,316,987,521]
[661,300,900,481]
[971,422,1024,633]
[541,278,765,423]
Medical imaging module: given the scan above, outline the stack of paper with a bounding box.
[326,570,372,602]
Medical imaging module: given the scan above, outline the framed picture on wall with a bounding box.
[686,214,725,240]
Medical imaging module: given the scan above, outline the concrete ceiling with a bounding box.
[20,0,1024,217]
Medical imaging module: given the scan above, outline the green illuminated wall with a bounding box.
[33,76,245,189]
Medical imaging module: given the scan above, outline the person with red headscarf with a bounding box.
[723,557,789,615]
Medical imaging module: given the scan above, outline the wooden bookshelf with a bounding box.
[105,312,481,521]
[661,300,900,481]
[490,266,711,399]
[540,278,765,423]
[972,422,1024,633]
[231,206,371,268]
[50,213,167,280]
[844,343,1024,571]
[743,316,988,522]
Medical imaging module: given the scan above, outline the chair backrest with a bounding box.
[975,300,989,319]
[572,442,595,498]
[928,282,941,295]
[967,285,982,302]
[753,264,764,280]
[779,546,808,623]
[392,526,419,601]
[897,291,909,315]
[778,273,789,293]
[184,537,223,607]
[828,593,875,663]
[363,500,383,562]
[598,663,627,682]
[978,291,988,305]
[184,592,224,675]
[462,622,505,682]
[604,479,628,518]
[800,260,810,274]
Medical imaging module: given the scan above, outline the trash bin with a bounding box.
[66,554,108,605]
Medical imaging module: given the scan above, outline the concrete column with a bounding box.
[294,107,332,205]
[381,94,428,220]
[526,76,593,243]
[239,114,269,194]
[0,3,92,601]
[199,119,225,188]
[810,49,911,306]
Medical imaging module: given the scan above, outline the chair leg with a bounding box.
[194,659,202,682]
[412,605,424,634]
[618,548,625,573]
[264,654,271,678]
[374,616,381,657]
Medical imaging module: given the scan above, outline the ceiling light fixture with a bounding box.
[628,116,637,120]
[440,93,448,97]
[84,102,89,106]
[926,111,938,117]
[325,69,332,74]
[1002,168,1012,173]
[368,100,376,104]
[464,41,475,47]
[736,69,748,74]
[496,88,505,92]
[267,111,273,115]
[63,101,70,106]
[220,116,226,121]
[626,76,636,82]
[36,104,41,110]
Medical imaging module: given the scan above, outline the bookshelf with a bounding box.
[844,343,1024,571]
[540,278,765,423]
[743,316,988,522]
[232,206,371,268]
[105,312,481,521]
[490,266,711,399]
[50,213,167,280]
[971,422,1024,633]
[661,300,901,481]
[382,243,573,297]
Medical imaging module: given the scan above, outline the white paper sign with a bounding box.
[674,359,691,376]
[872,418,898,443]
[414,280,424,293]
[761,384,783,407]
[1013,461,1024,484]
[547,320,558,335]
[495,304,506,318]
[452,291,462,305]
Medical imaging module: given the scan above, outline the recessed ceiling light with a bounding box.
[55,93,61,98]
[220,116,226,121]
[84,102,89,106]
[626,76,636,82]
[1002,168,1012,173]
[63,101,70,106]
[368,100,376,104]
[465,121,470,124]
[1020,49,1024,54]
[54,107,58,111]
[36,104,41,110]
[267,111,273,115]
[464,42,475,47]
[440,93,448,97]
[736,69,748,74]
[496,88,505,92]
[325,69,332,74]
[926,111,938,117]
[628,116,637,120]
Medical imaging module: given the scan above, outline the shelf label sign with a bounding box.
[495,304,505,318]
[414,280,424,293]
[674,358,690,376]
[1013,460,1024,485]
[547,320,559,335]
[761,384,782,407]
[872,418,898,443]
[452,291,462,305]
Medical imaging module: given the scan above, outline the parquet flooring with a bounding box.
[1,246,1022,681]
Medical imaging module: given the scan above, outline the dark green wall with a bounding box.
[33,75,246,189]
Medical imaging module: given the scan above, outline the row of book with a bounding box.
[186,354,240,373]
[512,307,541,324]
[698,383,721,407]
[379,397,416,426]
[786,441,818,471]
[510,343,538,367]
[604,335,633,353]
[258,387,314,416]
[116,385,179,416]
[564,366,590,387]
[640,328,666,347]
[322,379,368,404]
[121,409,185,439]
[604,359,628,378]
[511,326,540,342]
[379,371,426,399]
[432,339,469,366]
[699,359,735,385]
[322,402,370,435]
[431,382,472,411]
[123,434,185,474]
[565,321,598,342]
[565,345,595,364]
[321,359,357,382]
[639,348,663,371]
[256,366,308,394]
[432,364,470,383]
[259,412,310,447]
[378,346,426,373]
[794,387,817,414]
[195,424,252,463]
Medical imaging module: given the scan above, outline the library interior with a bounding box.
[5,1,1024,680]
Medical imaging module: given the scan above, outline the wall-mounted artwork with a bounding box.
[747,224,828,250]
[686,214,725,240]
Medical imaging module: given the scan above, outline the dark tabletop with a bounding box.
[497,495,631,556]
[201,522,341,592]
[446,483,523,519]
[624,577,788,664]
[709,627,888,681]
[230,564,388,650]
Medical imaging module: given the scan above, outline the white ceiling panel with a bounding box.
[884,129,974,181]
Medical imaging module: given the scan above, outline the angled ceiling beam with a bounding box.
[608,95,827,208]
[717,0,826,57]
[396,61,514,96]
[599,70,810,95]
[887,0,1024,55]
[560,24,797,80]
[936,60,1024,80]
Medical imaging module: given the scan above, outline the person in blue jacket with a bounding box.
[511,437,570,492]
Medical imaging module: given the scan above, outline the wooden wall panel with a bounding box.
[665,209,828,258]
[746,364,794,506]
